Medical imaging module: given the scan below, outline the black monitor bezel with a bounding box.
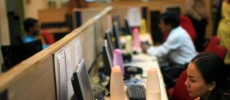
[71,59,94,100]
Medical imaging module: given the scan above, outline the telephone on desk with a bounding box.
[124,66,143,80]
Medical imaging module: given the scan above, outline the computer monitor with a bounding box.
[104,30,114,58]
[1,39,42,71]
[113,19,121,49]
[102,40,113,76]
[71,59,94,100]
[124,19,132,35]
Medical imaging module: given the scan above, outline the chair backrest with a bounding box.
[41,31,55,44]
[1,40,42,71]
[172,70,194,100]
[207,45,227,60]
[180,16,197,42]
[205,36,220,52]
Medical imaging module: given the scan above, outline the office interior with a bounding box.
[0,0,225,100]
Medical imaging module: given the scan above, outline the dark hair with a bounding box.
[191,52,228,88]
[23,18,38,32]
[161,11,180,28]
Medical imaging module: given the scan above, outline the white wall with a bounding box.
[0,0,8,72]
[0,0,10,45]
[23,0,48,19]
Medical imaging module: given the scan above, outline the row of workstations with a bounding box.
[0,1,191,99]
[0,6,168,100]
[0,7,112,100]
[39,0,213,40]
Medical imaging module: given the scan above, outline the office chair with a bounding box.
[161,64,186,89]
[206,45,227,60]
[180,16,197,42]
[1,40,42,71]
[41,31,55,44]
[168,70,194,100]
[205,36,220,52]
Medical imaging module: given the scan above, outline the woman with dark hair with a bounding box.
[185,52,230,100]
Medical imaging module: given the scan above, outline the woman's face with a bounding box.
[185,63,214,98]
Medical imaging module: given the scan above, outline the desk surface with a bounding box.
[105,53,168,100]
[41,27,71,34]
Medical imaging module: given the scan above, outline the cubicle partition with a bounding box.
[73,8,105,28]
[0,7,112,100]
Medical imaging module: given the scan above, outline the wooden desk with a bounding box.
[105,53,168,100]
[41,27,71,34]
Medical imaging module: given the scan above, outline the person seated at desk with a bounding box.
[142,11,197,88]
[23,18,49,49]
[185,52,230,100]
[142,11,197,67]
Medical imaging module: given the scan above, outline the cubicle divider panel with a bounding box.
[73,8,105,28]
[54,9,112,100]
[53,7,112,100]
[103,13,112,33]
[111,7,130,28]
[0,7,112,100]
[94,19,104,53]
[93,14,110,53]
[81,8,105,24]
[0,55,55,100]
[81,25,97,70]
[9,56,55,100]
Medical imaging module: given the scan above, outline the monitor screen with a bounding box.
[71,59,94,100]
[102,40,113,76]
[113,20,121,49]
[105,30,114,58]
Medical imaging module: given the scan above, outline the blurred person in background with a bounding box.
[217,0,230,65]
[186,0,208,52]
[23,18,49,48]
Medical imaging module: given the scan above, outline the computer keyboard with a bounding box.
[127,85,146,100]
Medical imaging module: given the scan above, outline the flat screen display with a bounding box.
[71,59,94,100]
